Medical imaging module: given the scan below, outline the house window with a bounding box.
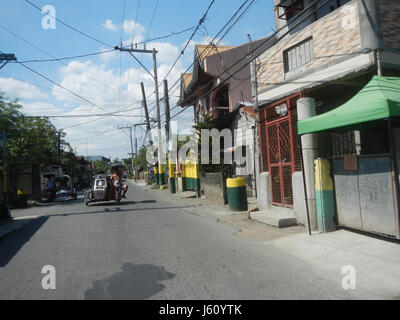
[283,37,313,73]
[276,0,304,21]
[316,0,352,20]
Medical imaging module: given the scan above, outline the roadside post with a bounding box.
[315,159,335,232]
[0,130,10,219]
[169,160,176,194]
[227,177,248,211]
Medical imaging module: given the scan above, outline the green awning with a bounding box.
[297,76,400,135]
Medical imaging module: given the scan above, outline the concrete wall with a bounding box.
[257,172,272,211]
[292,171,307,225]
[200,172,227,205]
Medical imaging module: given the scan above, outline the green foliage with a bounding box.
[91,160,109,175]
[133,146,149,171]
[192,112,229,173]
[122,158,131,169]
[0,92,74,172]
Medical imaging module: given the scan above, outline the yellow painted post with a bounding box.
[169,160,176,193]
[158,164,164,187]
[315,159,335,232]
[154,165,158,185]
[227,177,248,211]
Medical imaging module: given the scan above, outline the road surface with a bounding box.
[0,181,384,299]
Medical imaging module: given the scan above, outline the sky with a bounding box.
[0,0,275,160]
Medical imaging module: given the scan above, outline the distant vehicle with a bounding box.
[55,175,77,201]
[84,163,126,206]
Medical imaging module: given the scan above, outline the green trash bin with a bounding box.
[16,190,28,208]
[226,177,248,211]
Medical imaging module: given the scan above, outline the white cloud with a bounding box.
[122,20,145,35]
[102,19,117,31]
[99,46,119,63]
[150,42,181,65]
[39,38,190,159]
[21,101,63,116]
[122,20,145,44]
[0,77,48,100]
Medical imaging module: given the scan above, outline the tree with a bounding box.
[0,92,77,199]
[192,111,229,173]
[133,146,148,171]
[91,160,108,175]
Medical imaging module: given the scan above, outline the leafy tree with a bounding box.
[91,160,109,175]
[0,92,78,198]
[192,111,230,173]
[133,146,149,171]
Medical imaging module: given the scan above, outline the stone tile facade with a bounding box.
[257,0,362,94]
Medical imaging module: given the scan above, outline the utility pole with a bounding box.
[57,130,61,164]
[163,79,171,148]
[248,34,259,198]
[152,49,165,185]
[1,130,10,219]
[0,53,16,70]
[130,126,134,173]
[116,45,164,185]
[118,125,135,174]
[141,82,153,145]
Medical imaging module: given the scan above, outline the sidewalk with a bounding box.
[136,181,306,242]
[266,229,400,299]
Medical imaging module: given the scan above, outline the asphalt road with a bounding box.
[0,181,356,299]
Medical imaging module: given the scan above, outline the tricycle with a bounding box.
[84,162,126,206]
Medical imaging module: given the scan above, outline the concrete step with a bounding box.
[250,207,297,228]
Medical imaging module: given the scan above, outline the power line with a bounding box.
[24,0,114,48]
[156,0,256,122]
[145,0,160,42]
[121,26,195,47]
[17,61,136,127]
[131,0,142,44]
[16,49,116,63]
[161,0,216,82]
[167,0,333,124]
[125,0,143,128]
[0,23,122,95]
[162,0,254,99]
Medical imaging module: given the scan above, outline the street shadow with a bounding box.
[84,263,176,300]
[0,216,48,267]
[87,200,156,207]
[45,206,193,219]
[36,197,83,208]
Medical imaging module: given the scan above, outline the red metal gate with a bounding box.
[259,94,301,207]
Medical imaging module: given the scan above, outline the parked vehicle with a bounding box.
[55,175,77,201]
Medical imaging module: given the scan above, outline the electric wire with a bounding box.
[24,0,114,48]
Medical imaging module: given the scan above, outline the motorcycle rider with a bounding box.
[111,172,128,198]
[44,176,55,201]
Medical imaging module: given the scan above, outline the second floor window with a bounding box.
[283,37,313,73]
[277,0,304,21]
